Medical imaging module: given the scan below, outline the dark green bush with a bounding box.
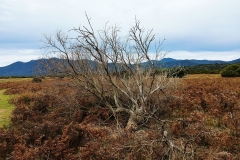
[32,77,42,83]
[226,64,240,70]
[167,67,186,78]
[236,68,240,75]
[221,64,240,77]
[221,70,239,77]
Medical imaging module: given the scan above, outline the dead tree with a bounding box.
[42,15,178,130]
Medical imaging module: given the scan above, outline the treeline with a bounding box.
[184,63,230,74]
[158,62,240,77]
[0,76,35,79]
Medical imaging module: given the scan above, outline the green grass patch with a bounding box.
[0,90,15,127]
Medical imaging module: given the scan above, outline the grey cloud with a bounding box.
[0,49,41,67]
[0,0,239,66]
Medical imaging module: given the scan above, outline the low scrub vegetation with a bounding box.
[0,75,239,159]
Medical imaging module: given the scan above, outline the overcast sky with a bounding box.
[0,0,240,67]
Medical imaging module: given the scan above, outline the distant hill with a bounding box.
[229,58,240,64]
[161,59,227,67]
[0,60,39,77]
[0,58,239,77]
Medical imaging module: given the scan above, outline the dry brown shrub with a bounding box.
[211,131,235,152]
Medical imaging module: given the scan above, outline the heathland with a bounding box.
[0,74,239,159]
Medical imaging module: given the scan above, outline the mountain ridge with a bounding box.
[0,58,240,77]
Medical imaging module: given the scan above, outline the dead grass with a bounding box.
[184,74,222,79]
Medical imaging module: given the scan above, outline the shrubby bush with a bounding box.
[167,67,186,78]
[221,64,240,77]
[32,77,42,83]
[221,70,239,77]
[236,67,240,75]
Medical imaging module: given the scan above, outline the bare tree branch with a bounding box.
[42,15,179,131]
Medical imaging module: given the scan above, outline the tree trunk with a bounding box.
[125,110,144,131]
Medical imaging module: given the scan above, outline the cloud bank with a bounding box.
[0,0,239,66]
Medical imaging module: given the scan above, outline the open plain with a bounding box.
[0,75,239,159]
